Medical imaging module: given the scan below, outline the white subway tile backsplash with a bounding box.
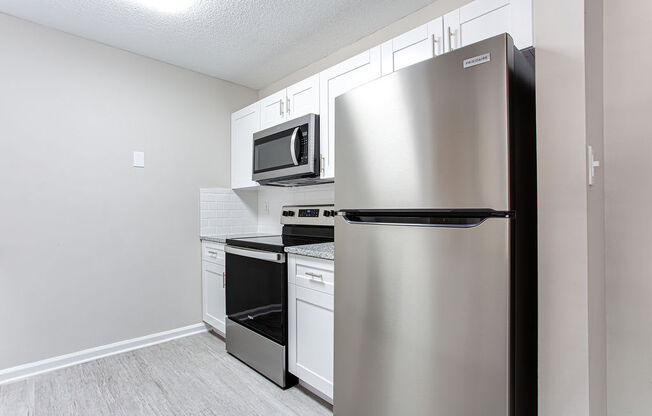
[256,184,334,234]
[200,184,334,237]
[199,188,258,236]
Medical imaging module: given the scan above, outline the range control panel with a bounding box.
[299,208,320,217]
[281,205,336,226]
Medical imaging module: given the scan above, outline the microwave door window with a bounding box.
[254,135,296,172]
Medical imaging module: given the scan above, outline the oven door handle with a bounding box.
[225,246,286,263]
[290,127,300,166]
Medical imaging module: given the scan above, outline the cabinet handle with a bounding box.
[207,250,218,256]
[286,97,291,115]
[280,99,284,116]
[320,155,325,175]
[222,272,225,288]
[306,271,323,281]
[290,127,300,166]
[433,35,441,56]
[447,26,455,52]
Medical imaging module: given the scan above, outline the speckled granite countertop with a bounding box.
[200,233,271,244]
[284,242,334,261]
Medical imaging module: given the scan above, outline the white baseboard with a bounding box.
[0,323,208,385]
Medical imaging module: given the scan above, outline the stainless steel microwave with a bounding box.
[252,114,320,186]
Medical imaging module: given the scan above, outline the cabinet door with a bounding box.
[286,74,319,120]
[231,102,260,189]
[319,47,381,179]
[508,0,533,49]
[202,261,226,335]
[429,16,445,57]
[381,24,432,76]
[288,284,334,400]
[443,9,461,53]
[259,89,288,130]
[380,18,443,76]
[460,0,510,48]
[459,0,533,50]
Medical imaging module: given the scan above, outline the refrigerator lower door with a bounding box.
[334,215,510,416]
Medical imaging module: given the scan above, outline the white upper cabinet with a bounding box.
[230,0,532,186]
[231,102,260,189]
[380,18,444,76]
[259,75,320,130]
[319,47,381,179]
[459,0,533,49]
[259,89,287,130]
[429,17,445,57]
[443,0,534,54]
[286,74,320,121]
[444,9,461,53]
[508,0,533,49]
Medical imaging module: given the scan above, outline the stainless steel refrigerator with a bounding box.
[334,34,537,415]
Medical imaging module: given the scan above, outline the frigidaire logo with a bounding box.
[463,53,491,69]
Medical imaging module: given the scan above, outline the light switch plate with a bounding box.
[133,151,145,168]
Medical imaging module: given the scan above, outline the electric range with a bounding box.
[224,204,335,388]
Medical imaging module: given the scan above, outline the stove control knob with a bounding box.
[330,210,337,217]
[282,211,289,217]
[324,210,331,217]
[288,211,295,217]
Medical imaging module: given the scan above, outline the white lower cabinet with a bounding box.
[201,242,226,335]
[288,254,334,401]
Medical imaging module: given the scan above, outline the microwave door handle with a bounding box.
[290,127,300,166]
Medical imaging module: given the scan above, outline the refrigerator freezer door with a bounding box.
[335,34,511,211]
[334,216,510,416]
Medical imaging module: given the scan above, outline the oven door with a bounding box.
[225,246,287,345]
[252,114,319,183]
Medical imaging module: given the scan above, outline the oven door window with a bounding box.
[253,125,307,174]
[225,253,286,344]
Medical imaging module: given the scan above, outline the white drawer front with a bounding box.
[202,242,225,265]
[290,255,334,295]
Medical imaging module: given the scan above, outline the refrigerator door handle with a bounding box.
[340,210,511,228]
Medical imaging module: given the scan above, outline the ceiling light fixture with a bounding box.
[133,0,195,14]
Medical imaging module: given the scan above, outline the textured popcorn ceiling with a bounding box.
[0,0,436,89]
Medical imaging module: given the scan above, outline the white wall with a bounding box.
[534,0,606,414]
[585,0,607,414]
[604,1,652,414]
[0,13,257,370]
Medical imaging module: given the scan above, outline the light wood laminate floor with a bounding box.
[0,331,333,416]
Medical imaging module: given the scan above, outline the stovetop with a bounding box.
[226,233,332,253]
[226,204,335,253]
